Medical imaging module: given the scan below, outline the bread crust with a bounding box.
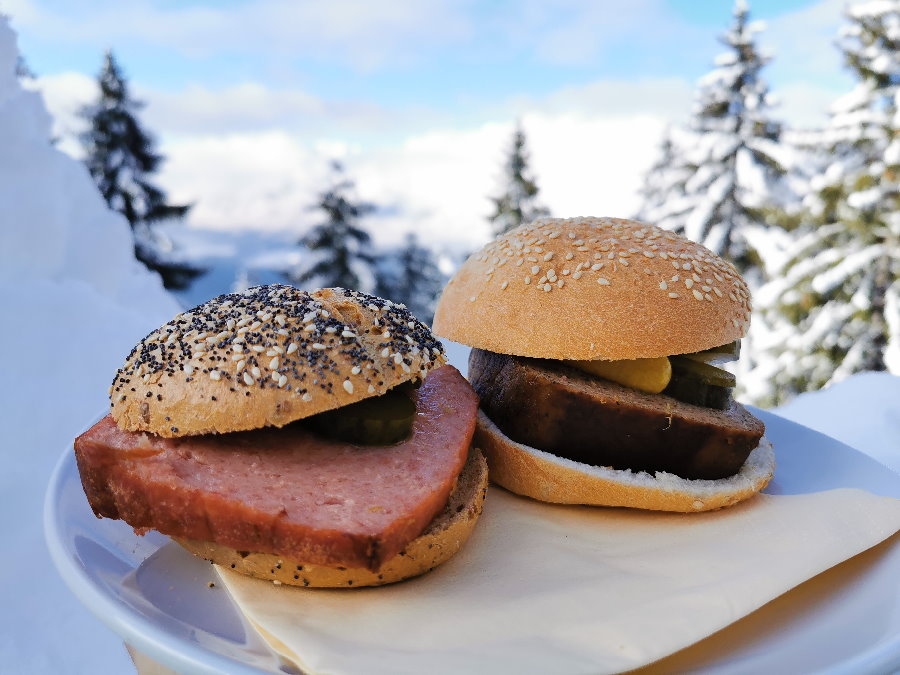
[110,286,447,436]
[433,217,751,360]
[177,447,489,588]
[475,411,774,512]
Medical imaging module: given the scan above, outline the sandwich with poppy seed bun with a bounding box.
[433,217,773,512]
[75,285,487,587]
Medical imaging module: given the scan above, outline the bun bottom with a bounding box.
[176,447,488,588]
[475,411,774,512]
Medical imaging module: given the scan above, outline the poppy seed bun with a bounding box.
[176,447,489,587]
[475,412,774,512]
[111,285,448,437]
[432,216,752,360]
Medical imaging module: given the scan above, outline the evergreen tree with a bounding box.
[80,51,199,289]
[375,233,444,324]
[292,161,377,291]
[642,1,788,284]
[751,0,900,405]
[635,127,691,231]
[488,123,550,236]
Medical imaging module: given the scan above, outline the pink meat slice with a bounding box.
[75,365,478,571]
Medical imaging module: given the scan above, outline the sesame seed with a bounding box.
[543,284,552,292]
[381,347,390,358]
[278,374,288,387]
[243,372,255,386]
[368,384,376,394]
[236,359,246,371]
[312,343,326,350]
[597,277,610,285]
[500,280,509,290]
[643,251,655,258]
[692,289,704,301]
[714,287,723,297]
[685,278,694,289]
[705,293,713,301]
[590,263,603,271]
[351,366,361,375]
[269,357,279,369]
[531,265,540,275]
[668,292,680,298]
[565,252,574,260]
[524,276,531,284]
[343,380,354,394]
[572,271,583,280]
[302,392,313,402]
[184,364,194,376]
[683,263,692,271]
[659,281,668,290]
[557,279,565,288]
[251,366,262,378]
[342,330,356,338]
[251,345,266,352]
[209,369,221,381]
[286,343,298,354]
[394,353,403,365]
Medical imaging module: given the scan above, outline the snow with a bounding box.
[0,17,178,674]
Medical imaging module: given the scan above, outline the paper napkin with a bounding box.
[216,484,900,675]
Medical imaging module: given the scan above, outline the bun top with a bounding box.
[111,285,447,437]
[433,217,751,360]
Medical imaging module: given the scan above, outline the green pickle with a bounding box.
[307,388,416,445]
[664,347,738,410]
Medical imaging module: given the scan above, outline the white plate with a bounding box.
[45,409,900,675]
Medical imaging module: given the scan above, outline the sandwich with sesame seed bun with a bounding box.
[74,285,487,587]
[433,217,773,512]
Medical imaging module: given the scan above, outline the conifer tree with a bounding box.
[642,1,788,284]
[488,123,550,236]
[375,233,444,324]
[80,51,199,289]
[635,127,691,231]
[751,0,900,405]
[293,161,377,291]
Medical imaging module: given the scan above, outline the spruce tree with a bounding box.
[80,51,199,289]
[293,161,377,291]
[375,233,444,324]
[643,1,788,284]
[751,0,900,405]
[635,127,691,231]
[488,123,550,236]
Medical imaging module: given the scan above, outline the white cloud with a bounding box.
[28,70,678,253]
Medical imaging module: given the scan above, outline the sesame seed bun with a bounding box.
[475,411,774,512]
[176,446,489,587]
[432,217,751,360]
[111,285,447,437]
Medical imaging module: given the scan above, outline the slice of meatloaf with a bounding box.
[469,349,764,480]
[74,365,477,572]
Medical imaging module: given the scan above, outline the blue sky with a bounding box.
[2,0,854,248]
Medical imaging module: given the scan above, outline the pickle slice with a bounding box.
[571,356,672,394]
[665,356,735,409]
[689,340,741,364]
[669,356,736,388]
[306,389,415,445]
